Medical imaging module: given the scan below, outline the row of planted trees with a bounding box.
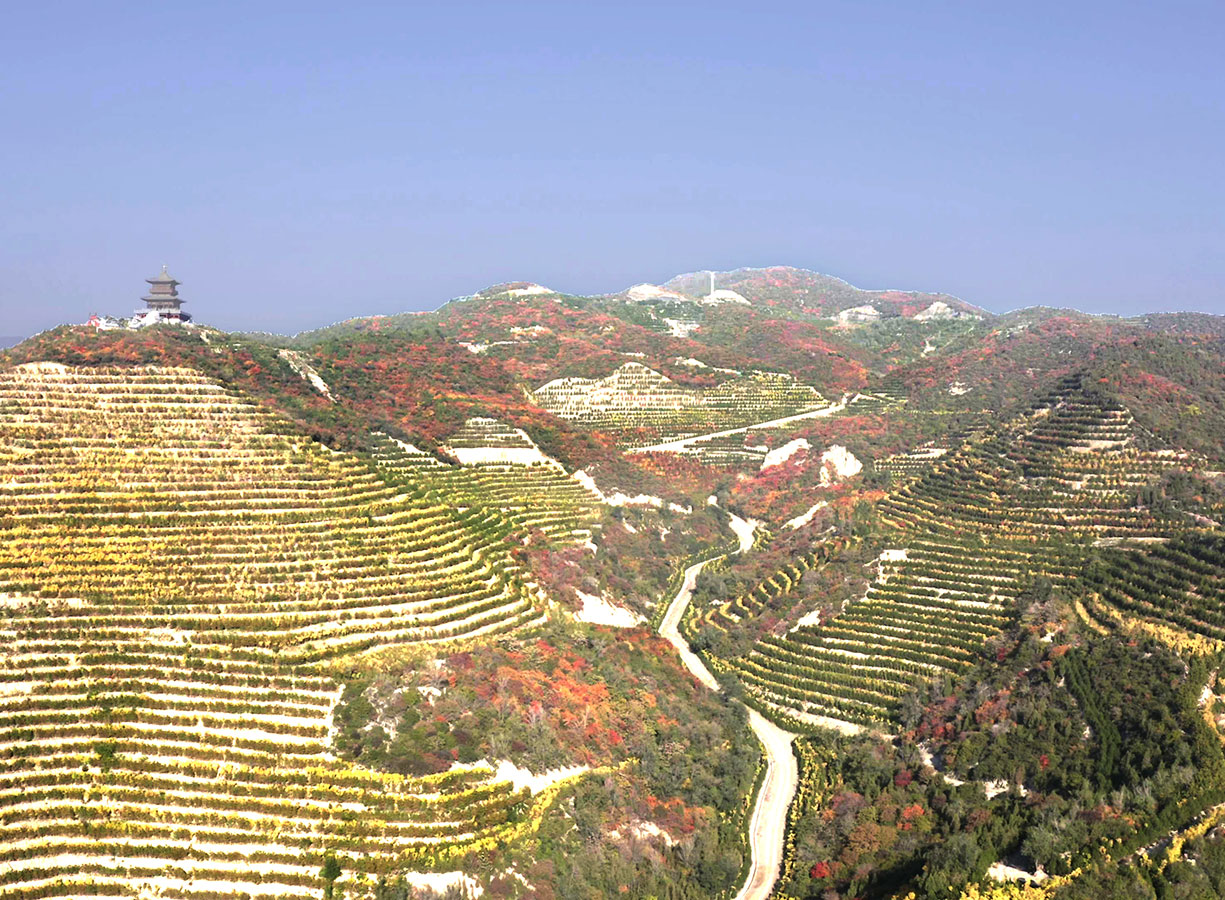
[0,365,577,898]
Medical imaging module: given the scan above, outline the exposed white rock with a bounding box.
[987,862,1048,885]
[505,283,554,297]
[277,350,334,401]
[673,357,742,375]
[574,590,645,627]
[664,318,701,338]
[572,469,605,499]
[949,381,971,395]
[398,871,484,897]
[727,512,760,554]
[836,305,881,325]
[625,283,690,303]
[818,445,863,485]
[468,759,590,795]
[573,470,690,512]
[703,288,751,305]
[761,438,811,471]
[983,779,1026,799]
[784,500,828,530]
[915,300,979,321]
[608,818,677,846]
[793,608,822,629]
[384,435,429,456]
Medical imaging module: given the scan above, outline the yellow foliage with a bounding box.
[1089,594,1225,656]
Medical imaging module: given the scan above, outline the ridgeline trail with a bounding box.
[658,510,799,900]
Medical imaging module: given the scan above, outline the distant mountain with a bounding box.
[0,336,23,349]
[663,265,990,320]
[1133,310,1225,341]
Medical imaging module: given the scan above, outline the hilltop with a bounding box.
[663,265,989,321]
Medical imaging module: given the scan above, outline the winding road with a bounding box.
[657,512,799,900]
[629,398,848,455]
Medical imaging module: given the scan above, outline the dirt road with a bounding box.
[629,399,848,455]
[735,708,799,900]
[657,512,798,900]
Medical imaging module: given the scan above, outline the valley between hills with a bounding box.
[3,266,1225,900]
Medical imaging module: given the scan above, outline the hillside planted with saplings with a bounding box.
[0,362,561,899]
[677,353,1225,896]
[2,274,1224,900]
[0,357,763,900]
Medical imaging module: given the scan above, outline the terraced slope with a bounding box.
[368,419,603,544]
[874,424,988,481]
[0,363,553,899]
[672,432,771,466]
[645,382,902,468]
[841,384,906,414]
[441,416,554,464]
[690,539,851,634]
[531,362,828,445]
[1083,534,1225,643]
[724,540,1028,728]
[880,377,1193,539]
[716,378,1199,731]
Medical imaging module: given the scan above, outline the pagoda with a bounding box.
[135,266,191,325]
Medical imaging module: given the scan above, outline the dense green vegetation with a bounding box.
[776,613,1225,899]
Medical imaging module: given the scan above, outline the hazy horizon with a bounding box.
[3,1,1223,336]
[5,260,1225,343]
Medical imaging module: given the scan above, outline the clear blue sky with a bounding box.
[2,1,1222,336]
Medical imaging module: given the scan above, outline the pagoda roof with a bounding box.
[146,265,179,285]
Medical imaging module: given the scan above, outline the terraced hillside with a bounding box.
[371,421,604,544]
[715,539,1036,729]
[1082,534,1225,645]
[671,431,772,466]
[689,539,851,637]
[873,423,988,481]
[879,376,1195,539]
[531,362,828,445]
[713,377,1204,732]
[0,363,555,899]
[840,383,907,414]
